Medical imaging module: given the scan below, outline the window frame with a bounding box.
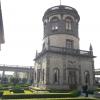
[53,68,59,84]
[50,17,59,31]
[66,39,73,49]
[84,71,90,85]
[65,17,73,31]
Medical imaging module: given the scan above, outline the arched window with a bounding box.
[53,68,59,84]
[44,19,48,25]
[51,17,59,31]
[84,71,90,85]
[65,17,73,30]
[51,17,59,22]
[63,69,67,80]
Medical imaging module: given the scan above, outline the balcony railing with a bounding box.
[48,46,91,56]
[35,46,93,60]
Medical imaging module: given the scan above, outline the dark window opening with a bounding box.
[84,71,90,85]
[53,68,59,84]
[66,39,73,49]
[65,17,73,31]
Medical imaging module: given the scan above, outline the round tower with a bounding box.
[42,5,80,50]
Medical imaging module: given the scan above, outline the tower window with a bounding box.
[50,17,59,22]
[53,68,59,84]
[52,23,58,31]
[66,40,73,49]
[65,17,72,30]
[51,17,59,31]
[44,19,48,25]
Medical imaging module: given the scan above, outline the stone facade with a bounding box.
[0,3,4,50]
[34,5,95,90]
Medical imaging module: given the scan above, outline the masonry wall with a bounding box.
[44,34,79,49]
[46,53,94,90]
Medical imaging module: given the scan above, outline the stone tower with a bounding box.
[34,5,95,90]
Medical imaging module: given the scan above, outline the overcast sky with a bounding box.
[0,0,100,69]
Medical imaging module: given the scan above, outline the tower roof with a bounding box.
[43,5,80,21]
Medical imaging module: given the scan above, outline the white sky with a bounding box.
[0,0,100,69]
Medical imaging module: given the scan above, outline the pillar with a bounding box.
[1,70,5,83]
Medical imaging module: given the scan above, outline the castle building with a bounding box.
[0,3,4,50]
[34,5,95,90]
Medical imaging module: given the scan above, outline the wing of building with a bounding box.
[0,2,4,50]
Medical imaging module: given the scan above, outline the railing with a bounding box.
[0,64,33,69]
[35,46,93,59]
[49,46,91,56]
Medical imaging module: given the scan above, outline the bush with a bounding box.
[48,89,68,93]
[3,90,11,95]
[95,88,100,91]
[70,90,81,97]
[0,91,3,97]
[88,90,94,94]
[2,84,9,87]
[10,89,24,93]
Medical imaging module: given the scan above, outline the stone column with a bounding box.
[14,71,18,78]
[1,70,5,83]
[46,67,49,85]
[27,71,31,84]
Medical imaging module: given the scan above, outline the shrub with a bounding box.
[88,90,94,94]
[95,88,100,91]
[10,89,24,93]
[0,91,3,97]
[2,84,9,87]
[69,90,81,97]
[3,90,11,95]
[48,89,68,93]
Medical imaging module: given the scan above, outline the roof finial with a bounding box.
[60,0,61,5]
[89,43,93,51]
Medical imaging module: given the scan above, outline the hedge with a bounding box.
[2,96,97,100]
[32,98,97,100]
[2,91,81,99]
[10,89,24,93]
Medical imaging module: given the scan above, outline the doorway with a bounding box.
[68,70,77,89]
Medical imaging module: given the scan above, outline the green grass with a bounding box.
[24,90,33,94]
